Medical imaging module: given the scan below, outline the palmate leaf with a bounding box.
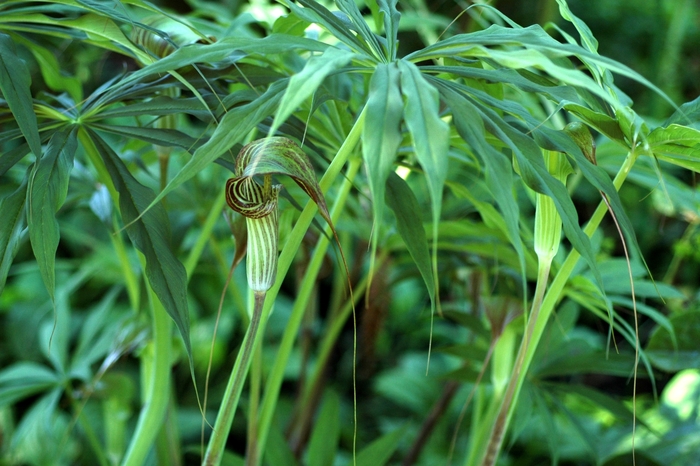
[406,24,675,111]
[87,130,193,365]
[440,79,605,287]
[0,33,42,158]
[91,123,201,151]
[28,127,77,301]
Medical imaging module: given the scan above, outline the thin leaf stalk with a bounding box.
[203,291,265,466]
[476,147,638,465]
[203,107,364,465]
[121,277,172,466]
[251,155,363,466]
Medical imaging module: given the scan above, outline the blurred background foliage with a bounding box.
[1,0,700,465]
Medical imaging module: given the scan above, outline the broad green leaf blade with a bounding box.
[664,95,700,126]
[355,426,407,466]
[0,33,42,158]
[27,127,77,300]
[647,124,700,172]
[144,80,284,210]
[307,391,340,466]
[268,46,353,137]
[89,131,192,363]
[385,173,435,306]
[363,62,403,272]
[398,59,449,305]
[0,175,27,294]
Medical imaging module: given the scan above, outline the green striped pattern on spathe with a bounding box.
[225,176,281,292]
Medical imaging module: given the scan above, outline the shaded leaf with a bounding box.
[0,176,28,294]
[0,33,42,158]
[28,127,77,300]
[145,80,284,210]
[92,123,201,151]
[385,173,435,311]
[88,130,192,363]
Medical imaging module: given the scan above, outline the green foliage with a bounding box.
[1,0,700,465]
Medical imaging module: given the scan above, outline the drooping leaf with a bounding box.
[267,46,353,137]
[398,59,449,307]
[88,130,192,364]
[442,85,526,282]
[385,173,435,309]
[363,62,403,279]
[0,33,42,158]
[0,175,28,294]
[27,127,77,300]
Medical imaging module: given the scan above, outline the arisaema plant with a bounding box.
[1,0,700,465]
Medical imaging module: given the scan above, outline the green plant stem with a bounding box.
[202,107,365,466]
[480,259,550,466]
[251,155,363,466]
[184,190,227,278]
[121,279,172,466]
[476,148,638,465]
[203,291,264,466]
